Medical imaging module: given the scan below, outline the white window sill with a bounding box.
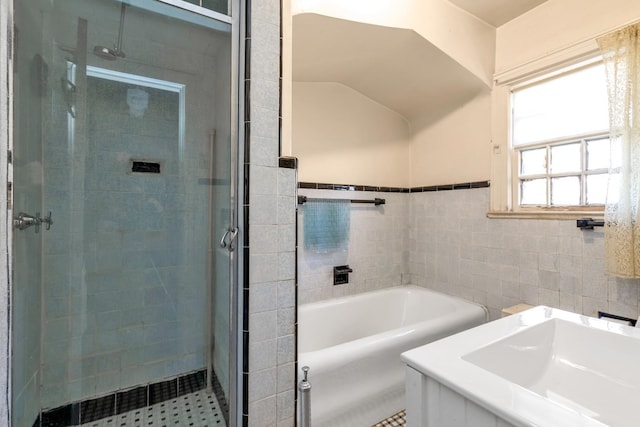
[487,210,604,220]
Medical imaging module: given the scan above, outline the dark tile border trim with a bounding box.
[242,1,252,426]
[298,180,490,193]
[279,156,298,169]
[35,369,209,427]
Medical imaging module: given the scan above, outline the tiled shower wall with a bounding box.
[297,186,640,322]
[41,74,212,408]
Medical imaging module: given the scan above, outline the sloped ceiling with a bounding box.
[293,13,487,123]
[448,0,548,27]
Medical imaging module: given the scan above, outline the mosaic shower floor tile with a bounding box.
[79,391,225,427]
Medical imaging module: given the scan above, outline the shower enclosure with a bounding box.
[11,0,239,425]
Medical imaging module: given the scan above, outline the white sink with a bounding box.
[402,306,640,427]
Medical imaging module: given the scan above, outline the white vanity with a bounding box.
[402,306,640,427]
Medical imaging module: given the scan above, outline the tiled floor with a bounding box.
[373,410,406,427]
[80,391,225,427]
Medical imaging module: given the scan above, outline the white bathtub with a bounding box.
[298,285,487,427]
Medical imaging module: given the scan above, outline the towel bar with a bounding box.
[298,195,385,206]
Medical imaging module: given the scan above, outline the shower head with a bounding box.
[93,3,127,61]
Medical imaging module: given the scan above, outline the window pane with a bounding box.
[550,143,581,174]
[586,173,608,205]
[551,176,581,205]
[521,148,546,176]
[512,63,609,146]
[586,138,610,170]
[521,179,546,205]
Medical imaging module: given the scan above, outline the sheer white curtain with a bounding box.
[598,23,640,278]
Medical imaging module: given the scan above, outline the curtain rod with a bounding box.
[297,196,385,206]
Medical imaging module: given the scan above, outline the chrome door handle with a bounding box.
[219,227,239,250]
[13,212,38,231]
[13,211,53,233]
[219,228,231,248]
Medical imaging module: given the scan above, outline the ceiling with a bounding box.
[448,0,548,27]
[293,14,487,123]
[292,1,550,124]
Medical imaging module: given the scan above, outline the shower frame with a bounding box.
[0,0,246,425]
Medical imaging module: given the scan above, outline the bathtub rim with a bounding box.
[298,285,489,372]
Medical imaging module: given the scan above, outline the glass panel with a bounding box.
[550,143,581,174]
[586,173,608,205]
[13,1,234,426]
[520,147,546,176]
[203,0,229,14]
[12,3,45,425]
[512,63,609,146]
[586,138,610,170]
[521,179,547,205]
[551,176,581,205]
[169,0,228,15]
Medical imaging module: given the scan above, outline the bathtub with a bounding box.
[298,285,487,427]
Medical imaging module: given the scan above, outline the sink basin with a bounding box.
[402,306,640,427]
[464,317,640,425]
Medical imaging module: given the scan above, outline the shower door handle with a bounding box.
[219,226,239,251]
[13,211,53,233]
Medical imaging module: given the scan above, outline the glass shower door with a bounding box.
[11,4,46,424]
[12,1,236,426]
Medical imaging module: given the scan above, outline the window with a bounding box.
[511,62,613,209]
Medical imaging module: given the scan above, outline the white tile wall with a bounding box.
[297,186,640,324]
[247,164,296,427]
[297,189,410,304]
[246,0,297,423]
[409,187,640,321]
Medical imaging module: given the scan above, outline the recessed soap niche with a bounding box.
[130,159,162,175]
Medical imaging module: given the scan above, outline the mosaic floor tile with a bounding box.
[373,410,406,427]
[80,391,225,427]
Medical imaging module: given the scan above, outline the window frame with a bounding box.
[512,132,611,211]
[489,51,608,219]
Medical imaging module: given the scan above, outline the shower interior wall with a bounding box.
[12,0,232,419]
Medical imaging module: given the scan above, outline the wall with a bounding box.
[296,185,640,324]
[496,0,640,74]
[291,85,493,193]
[297,189,409,304]
[245,0,298,425]
[409,188,640,321]
[293,82,410,187]
[409,91,491,187]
